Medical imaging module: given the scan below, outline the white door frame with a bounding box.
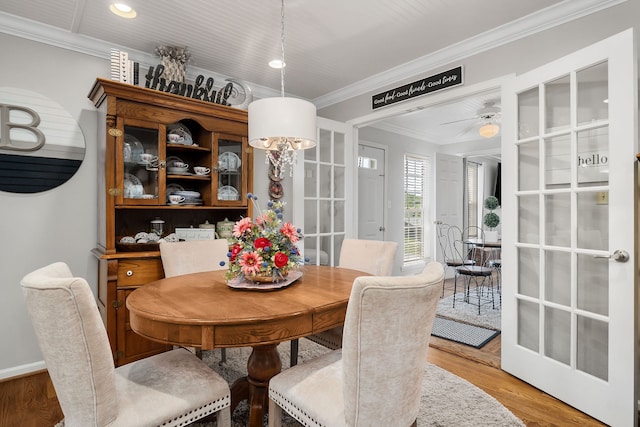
[348,77,510,261]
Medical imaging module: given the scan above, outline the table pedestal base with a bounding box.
[230,343,282,427]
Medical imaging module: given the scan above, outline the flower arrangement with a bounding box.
[224,194,303,283]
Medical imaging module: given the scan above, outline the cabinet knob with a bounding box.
[126,270,133,276]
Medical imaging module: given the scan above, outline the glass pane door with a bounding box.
[515,63,610,379]
[302,120,349,266]
[216,136,243,203]
[503,29,637,426]
[121,124,160,204]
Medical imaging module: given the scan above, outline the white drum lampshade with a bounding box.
[248,97,317,150]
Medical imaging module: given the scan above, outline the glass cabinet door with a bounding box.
[216,136,244,203]
[120,123,161,204]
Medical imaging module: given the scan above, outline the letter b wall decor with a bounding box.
[0,87,85,193]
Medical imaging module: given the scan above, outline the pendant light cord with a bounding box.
[280,0,286,98]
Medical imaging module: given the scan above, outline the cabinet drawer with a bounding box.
[117,258,164,287]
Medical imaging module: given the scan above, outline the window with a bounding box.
[403,155,430,264]
[465,160,484,237]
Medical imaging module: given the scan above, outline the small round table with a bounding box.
[126,265,365,427]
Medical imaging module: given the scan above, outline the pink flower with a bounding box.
[233,217,253,237]
[280,222,299,243]
[256,212,270,226]
[274,252,289,268]
[239,251,263,275]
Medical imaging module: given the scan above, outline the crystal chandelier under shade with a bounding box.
[248,97,317,151]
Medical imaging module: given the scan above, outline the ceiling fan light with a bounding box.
[479,123,500,138]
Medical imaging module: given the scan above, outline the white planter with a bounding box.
[484,230,499,242]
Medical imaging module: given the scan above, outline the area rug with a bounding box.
[431,316,500,348]
[437,292,501,330]
[191,340,524,427]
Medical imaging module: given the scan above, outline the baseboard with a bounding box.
[0,360,46,381]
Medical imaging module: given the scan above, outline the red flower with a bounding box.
[274,252,289,268]
[230,244,242,261]
[254,237,271,250]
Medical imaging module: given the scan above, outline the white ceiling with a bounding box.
[0,0,619,144]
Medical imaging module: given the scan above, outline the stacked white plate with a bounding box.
[174,190,202,205]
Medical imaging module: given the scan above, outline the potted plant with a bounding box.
[483,195,500,242]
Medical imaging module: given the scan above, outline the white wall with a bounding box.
[0,34,104,376]
[0,33,277,378]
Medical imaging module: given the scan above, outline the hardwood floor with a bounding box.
[0,277,606,426]
[429,278,605,426]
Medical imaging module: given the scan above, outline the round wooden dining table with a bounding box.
[126,265,366,427]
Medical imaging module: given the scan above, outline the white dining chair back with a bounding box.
[338,238,398,275]
[159,239,229,277]
[20,262,231,427]
[290,238,398,366]
[269,261,445,427]
[160,239,230,362]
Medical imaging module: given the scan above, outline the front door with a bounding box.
[357,143,386,240]
[501,29,637,426]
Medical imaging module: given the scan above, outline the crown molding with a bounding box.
[0,12,281,100]
[313,0,627,109]
[0,0,626,108]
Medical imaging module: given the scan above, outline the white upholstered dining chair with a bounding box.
[290,238,398,366]
[269,261,444,427]
[160,239,230,362]
[20,262,231,427]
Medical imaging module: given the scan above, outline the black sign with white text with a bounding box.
[372,66,463,109]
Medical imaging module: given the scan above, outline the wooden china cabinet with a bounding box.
[88,78,253,366]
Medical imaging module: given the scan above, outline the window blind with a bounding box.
[403,155,430,263]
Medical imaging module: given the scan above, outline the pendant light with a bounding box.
[248,0,317,178]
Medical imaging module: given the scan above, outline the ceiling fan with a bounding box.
[440,100,501,138]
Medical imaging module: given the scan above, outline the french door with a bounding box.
[294,117,353,266]
[501,29,637,426]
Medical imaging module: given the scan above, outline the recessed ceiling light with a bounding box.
[110,3,137,18]
[269,59,285,69]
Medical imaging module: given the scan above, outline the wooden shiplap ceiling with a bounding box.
[0,0,621,143]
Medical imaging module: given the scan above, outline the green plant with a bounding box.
[483,196,500,230]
